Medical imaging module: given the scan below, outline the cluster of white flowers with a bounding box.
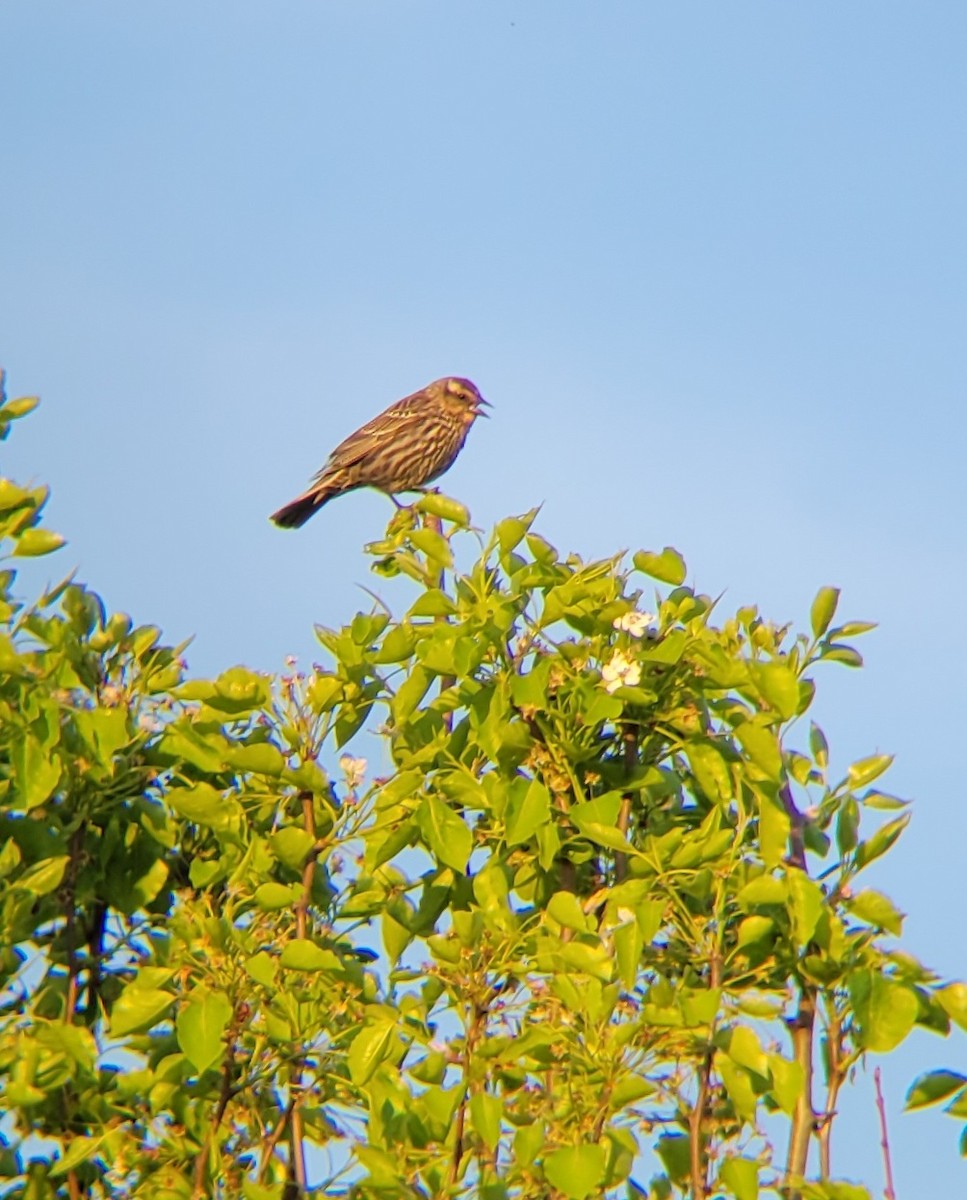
[612,610,655,637]
[601,650,641,694]
[339,754,367,790]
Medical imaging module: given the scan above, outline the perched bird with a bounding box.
[270,377,489,528]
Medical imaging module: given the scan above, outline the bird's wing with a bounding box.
[312,393,424,479]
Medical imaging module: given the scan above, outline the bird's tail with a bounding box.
[270,485,335,529]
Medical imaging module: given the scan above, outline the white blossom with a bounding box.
[339,754,367,790]
[601,651,641,694]
[612,610,655,638]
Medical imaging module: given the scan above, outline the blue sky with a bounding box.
[2,1,966,1191]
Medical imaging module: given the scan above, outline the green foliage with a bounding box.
[0,371,964,1198]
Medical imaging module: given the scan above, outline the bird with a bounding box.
[270,377,489,528]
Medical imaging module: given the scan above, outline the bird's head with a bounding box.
[440,377,490,423]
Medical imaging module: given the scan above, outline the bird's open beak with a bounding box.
[475,397,492,418]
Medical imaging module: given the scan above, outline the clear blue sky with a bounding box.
[2,2,965,1191]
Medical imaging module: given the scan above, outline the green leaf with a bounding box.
[849,972,918,1052]
[17,855,69,897]
[414,492,470,525]
[719,1155,759,1200]
[224,742,286,777]
[167,781,233,827]
[810,586,840,639]
[177,989,233,1074]
[613,920,643,990]
[846,889,904,936]
[786,869,823,947]
[245,952,278,988]
[905,1069,967,1110]
[514,1120,545,1167]
[13,528,65,557]
[547,891,590,933]
[110,986,175,1037]
[728,1026,768,1076]
[570,793,633,852]
[50,1136,105,1177]
[823,643,863,668]
[348,1018,398,1085]
[3,394,40,419]
[633,547,686,585]
[544,1145,607,1199]
[469,1091,503,1150]
[505,779,550,846]
[936,982,967,1033]
[734,722,782,780]
[270,826,316,870]
[279,940,342,972]
[847,753,893,789]
[854,814,910,871]
[14,735,61,810]
[496,510,537,555]
[254,883,301,911]
[750,661,800,720]
[757,785,790,869]
[768,1053,804,1116]
[418,796,472,873]
[655,1133,690,1182]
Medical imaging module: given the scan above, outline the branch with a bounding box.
[422,508,454,730]
[287,791,319,1194]
[450,997,489,1186]
[688,951,722,1200]
[614,722,638,883]
[874,1067,897,1200]
[191,1003,244,1199]
[817,1004,845,1179]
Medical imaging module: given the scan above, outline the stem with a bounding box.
[874,1067,897,1200]
[287,792,319,1194]
[780,782,816,1198]
[422,508,454,730]
[451,998,488,1185]
[688,952,722,1200]
[62,825,87,1200]
[817,1005,845,1179]
[615,722,638,883]
[191,1004,244,1199]
[257,1097,296,1184]
[784,988,816,1197]
[63,824,86,1024]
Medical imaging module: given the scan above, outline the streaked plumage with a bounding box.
[271,377,488,528]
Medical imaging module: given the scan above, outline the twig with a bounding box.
[286,792,319,1194]
[780,782,817,1199]
[422,508,454,730]
[450,998,488,1185]
[63,824,86,1024]
[257,1096,297,1184]
[817,1005,845,1179]
[874,1067,897,1200]
[191,1003,245,1199]
[688,951,722,1200]
[615,723,638,883]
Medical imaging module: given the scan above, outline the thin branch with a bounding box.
[784,987,817,1197]
[817,1004,845,1179]
[287,792,319,1194]
[257,1096,297,1184]
[451,997,489,1186]
[615,722,638,883]
[63,824,86,1024]
[422,508,454,730]
[191,1003,244,1199]
[874,1067,897,1200]
[688,951,722,1200]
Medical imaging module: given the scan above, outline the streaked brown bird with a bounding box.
[270,376,489,528]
